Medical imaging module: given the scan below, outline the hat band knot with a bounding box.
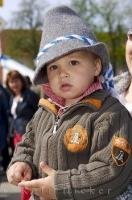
[36,34,96,63]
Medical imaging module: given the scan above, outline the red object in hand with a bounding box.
[21,188,31,200]
[13,133,23,146]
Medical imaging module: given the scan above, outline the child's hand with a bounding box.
[18,162,56,200]
[7,162,32,186]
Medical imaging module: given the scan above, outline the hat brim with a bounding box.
[33,40,109,85]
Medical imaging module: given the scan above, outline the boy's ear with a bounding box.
[94,59,102,76]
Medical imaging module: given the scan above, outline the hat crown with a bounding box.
[40,5,97,50]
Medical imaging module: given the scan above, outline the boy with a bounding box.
[7,6,132,200]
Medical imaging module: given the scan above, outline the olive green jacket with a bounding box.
[10,90,132,200]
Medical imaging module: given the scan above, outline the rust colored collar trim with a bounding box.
[39,98,58,114]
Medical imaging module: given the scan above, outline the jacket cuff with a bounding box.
[8,155,38,179]
[54,170,73,200]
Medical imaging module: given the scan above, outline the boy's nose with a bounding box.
[59,71,70,78]
[59,66,70,78]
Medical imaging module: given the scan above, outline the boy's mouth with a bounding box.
[60,83,72,92]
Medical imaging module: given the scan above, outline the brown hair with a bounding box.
[6,70,27,94]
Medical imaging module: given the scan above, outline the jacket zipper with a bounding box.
[53,116,59,134]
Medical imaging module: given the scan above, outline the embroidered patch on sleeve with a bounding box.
[112,136,131,166]
[64,124,88,153]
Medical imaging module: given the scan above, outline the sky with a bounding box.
[0,0,21,22]
[0,0,70,27]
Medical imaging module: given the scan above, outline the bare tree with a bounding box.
[71,0,98,29]
[70,0,132,69]
[71,0,132,32]
[8,0,49,67]
[11,0,48,29]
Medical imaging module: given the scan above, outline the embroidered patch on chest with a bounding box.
[112,135,131,166]
[63,124,88,153]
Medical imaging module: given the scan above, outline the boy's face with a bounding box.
[47,50,102,106]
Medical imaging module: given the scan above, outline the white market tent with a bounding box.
[0,55,35,82]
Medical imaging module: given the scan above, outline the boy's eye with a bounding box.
[70,60,79,66]
[48,65,58,71]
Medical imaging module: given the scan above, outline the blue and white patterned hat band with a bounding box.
[33,6,109,85]
[36,34,96,64]
[99,63,116,96]
[100,63,114,90]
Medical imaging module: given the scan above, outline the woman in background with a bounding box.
[114,29,132,115]
[6,70,39,148]
[6,70,39,200]
[113,29,132,199]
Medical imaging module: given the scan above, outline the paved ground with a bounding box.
[0,174,20,200]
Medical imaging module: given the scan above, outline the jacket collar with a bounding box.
[39,90,109,115]
[42,80,103,108]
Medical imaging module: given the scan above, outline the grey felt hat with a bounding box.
[33,5,109,85]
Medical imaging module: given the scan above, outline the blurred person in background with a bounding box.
[0,82,10,173]
[113,29,132,199]
[6,70,39,200]
[6,70,39,152]
[114,29,132,115]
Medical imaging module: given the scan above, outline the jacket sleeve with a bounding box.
[8,108,42,178]
[54,108,132,200]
